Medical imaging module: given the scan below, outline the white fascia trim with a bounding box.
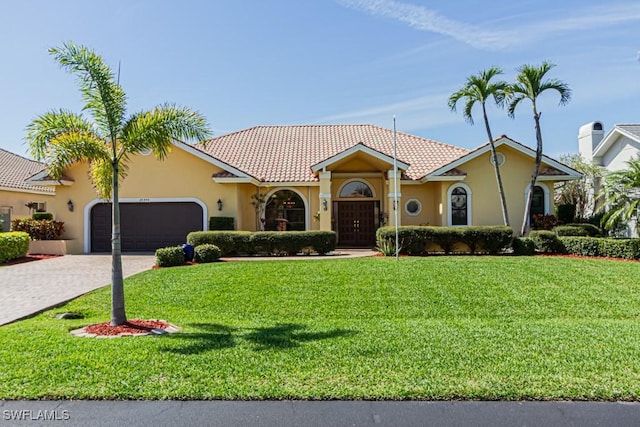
[423,176,466,182]
[536,175,579,182]
[24,170,74,186]
[593,127,640,157]
[0,186,55,195]
[212,177,261,185]
[311,144,410,172]
[424,137,582,182]
[83,197,208,254]
[172,140,254,180]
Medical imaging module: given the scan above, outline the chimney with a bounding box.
[578,121,604,162]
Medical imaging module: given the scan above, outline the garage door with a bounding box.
[91,202,203,252]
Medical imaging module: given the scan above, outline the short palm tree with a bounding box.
[599,158,640,235]
[448,67,510,226]
[507,62,571,236]
[25,42,211,326]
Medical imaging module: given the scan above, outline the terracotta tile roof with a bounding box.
[0,148,54,194]
[199,125,469,182]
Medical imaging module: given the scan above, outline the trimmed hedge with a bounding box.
[32,212,54,221]
[375,226,514,255]
[194,244,222,263]
[11,218,65,240]
[553,225,589,237]
[209,216,235,230]
[0,231,30,263]
[563,223,602,237]
[512,237,536,256]
[528,230,565,254]
[155,246,186,267]
[560,237,640,260]
[186,231,337,256]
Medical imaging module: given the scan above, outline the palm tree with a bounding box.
[25,42,211,326]
[507,62,571,236]
[448,66,510,226]
[599,158,640,235]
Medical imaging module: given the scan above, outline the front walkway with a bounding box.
[0,249,377,327]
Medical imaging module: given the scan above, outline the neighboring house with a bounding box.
[578,121,640,236]
[27,124,581,254]
[0,148,56,231]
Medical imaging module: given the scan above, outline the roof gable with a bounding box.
[424,136,582,181]
[310,142,410,173]
[593,124,640,158]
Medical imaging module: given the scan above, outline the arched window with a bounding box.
[450,187,468,226]
[530,185,545,223]
[265,190,306,231]
[339,181,373,198]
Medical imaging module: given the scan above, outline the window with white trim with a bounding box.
[405,199,422,216]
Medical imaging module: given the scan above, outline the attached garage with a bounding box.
[90,202,203,252]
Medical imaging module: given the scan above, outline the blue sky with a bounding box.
[1,0,638,160]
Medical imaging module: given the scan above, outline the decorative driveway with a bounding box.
[0,255,154,326]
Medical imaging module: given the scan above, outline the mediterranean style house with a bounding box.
[0,148,55,231]
[25,124,581,253]
[578,121,640,236]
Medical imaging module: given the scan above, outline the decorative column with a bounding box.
[387,169,401,227]
[319,171,332,231]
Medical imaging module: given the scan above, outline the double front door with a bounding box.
[335,201,377,247]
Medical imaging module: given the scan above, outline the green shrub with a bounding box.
[512,237,536,256]
[559,236,601,257]
[209,217,235,230]
[531,214,559,230]
[529,230,565,254]
[32,212,54,221]
[155,246,185,267]
[0,231,30,263]
[553,225,589,237]
[186,230,336,256]
[559,237,640,260]
[376,226,513,255]
[564,223,602,237]
[11,218,64,240]
[194,244,222,263]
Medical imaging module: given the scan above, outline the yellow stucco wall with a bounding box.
[0,189,56,222]
[434,146,557,233]
[54,146,244,253]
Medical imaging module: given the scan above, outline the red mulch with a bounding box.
[0,254,61,266]
[83,319,170,336]
[541,254,640,263]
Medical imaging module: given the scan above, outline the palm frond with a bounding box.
[119,104,211,159]
[49,42,126,139]
[25,110,98,160]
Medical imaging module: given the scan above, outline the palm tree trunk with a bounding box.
[110,160,126,326]
[482,105,510,227]
[520,109,544,236]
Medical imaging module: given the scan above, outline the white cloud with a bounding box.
[335,0,640,51]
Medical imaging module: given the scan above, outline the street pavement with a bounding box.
[1,400,639,426]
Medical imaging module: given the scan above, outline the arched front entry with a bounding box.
[334,180,379,247]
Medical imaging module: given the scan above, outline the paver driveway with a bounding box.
[0,255,154,326]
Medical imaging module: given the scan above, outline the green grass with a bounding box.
[1,256,640,400]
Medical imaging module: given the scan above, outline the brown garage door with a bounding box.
[91,202,203,252]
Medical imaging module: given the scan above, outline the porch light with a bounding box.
[217,199,223,211]
[67,200,74,212]
[322,199,328,211]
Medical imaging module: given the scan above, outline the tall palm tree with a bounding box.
[26,42,211,326]
[448,66,510,226]
[507,62,571,236]
[599,158,640,235]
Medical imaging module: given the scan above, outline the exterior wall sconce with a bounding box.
[67,200,74,212]
[322,199,328,211]
[217,199,223,211]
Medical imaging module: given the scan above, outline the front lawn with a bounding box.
[1,256,640,400]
